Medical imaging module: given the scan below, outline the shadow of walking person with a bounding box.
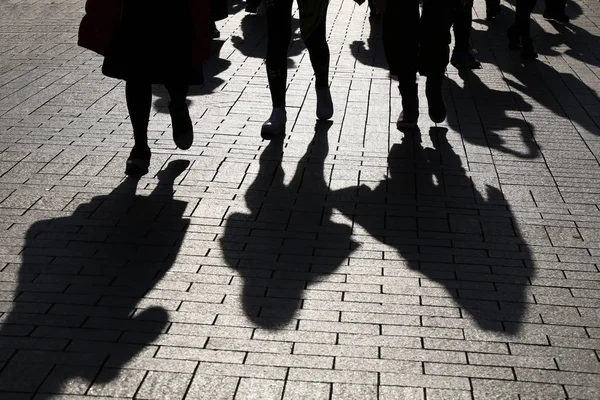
[349,17,389,72]
[220,121,357,330]
[153,39,233,113]
[231,13,304,63]
[0,160,190,396]
[447,69,540,159]
[333,128,534,334]
[504,62,600,139]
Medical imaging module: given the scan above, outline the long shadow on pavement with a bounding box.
[333,128,534,333]
[472,4,600,138]
[447,69,539,159]
[220,121,357,329]
[0,160,190,396]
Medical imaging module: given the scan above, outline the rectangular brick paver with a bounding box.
[1,0,600,399]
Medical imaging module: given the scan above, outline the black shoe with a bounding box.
[125,145,151,176]
[398,82,419,129]
[169,102,194,150]
[426,76,446,124]
[507,26,521,50]
[212,28,220,39]
[246,4,258,13]
[543,11,570,23]
[451,50,482,70]
[520,39,539,60]
[261,108,287,140]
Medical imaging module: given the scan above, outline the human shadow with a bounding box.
[0,160,190,395]
[333,128,534,333]
[153,39,232,112]
[504,61,600,137]
[470,5,599,138]
[475,1,597,66]
[447,69,539,159]
[231,13,304,63]
[220,122,356,329]
[349,16,388,71]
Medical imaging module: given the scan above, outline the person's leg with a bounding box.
[165,82,193,150]
[300,2,333,120]
[419,0,454,123]
[303,17,330,90]
[368,0,380,17]
[382,0,420,127]
[453,0,472,53]
[509,0,538,59]
[211,20,220,38]
[125,80,152,175]
[451,0,480,69]
[262,0,293,138]
[485,0,501,20]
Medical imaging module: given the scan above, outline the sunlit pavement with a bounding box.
[0,0,599,398]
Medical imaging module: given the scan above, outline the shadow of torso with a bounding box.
[334,128,534,334]
[0,162,190,394]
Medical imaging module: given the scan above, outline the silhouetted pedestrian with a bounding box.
[79,0,211,175]
[211,0,229,38]
[379,0,454,128]
[452,0,482,70]
[261,0,334,139]
[507,0,538,60]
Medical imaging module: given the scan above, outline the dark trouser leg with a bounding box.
[419,0,454,77]
[302,14,330,89]
[420,0,454,123]
[453,0,473,52]
[125,81,152,148]
[382,0,419,83]
[383,0,420,124]
[265,0,293,108]
[513,0,537,39]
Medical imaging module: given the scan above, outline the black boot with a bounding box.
[507,25,521,50]
[520,37,538,60]
[125,145,151,176]
[397,81,419,129]
[426,75,446,124]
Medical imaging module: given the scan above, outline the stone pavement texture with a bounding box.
[0,0,599,398]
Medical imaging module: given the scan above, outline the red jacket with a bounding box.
[78,0,211,67]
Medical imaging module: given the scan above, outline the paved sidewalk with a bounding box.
[1,0,600,398]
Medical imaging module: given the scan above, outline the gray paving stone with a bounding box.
[136,371,193,400]
[282,381,330,400]
[1,0,600,398]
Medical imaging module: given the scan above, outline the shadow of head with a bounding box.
[346,127,535,334]
[444,71,540,160]
[0,161,191,393]
[221,121,356,330]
